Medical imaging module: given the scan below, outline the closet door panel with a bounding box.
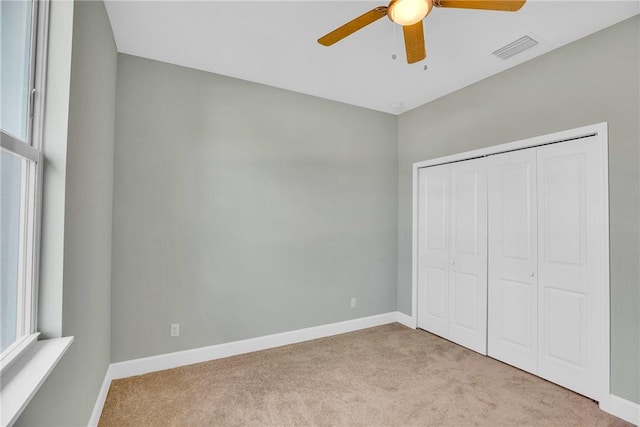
[417,165,450,337]
[450,271,478,330]
[487,149,538,374]
[448,157,488,354]
[537,137,602,400]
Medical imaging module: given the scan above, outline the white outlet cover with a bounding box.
[170,323,179,337]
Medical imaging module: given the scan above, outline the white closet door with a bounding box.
[487,149,538,374]
[537,137,603,400]
[448,158,488,354]
[417,164,450,337]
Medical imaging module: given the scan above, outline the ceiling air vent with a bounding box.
[492,35,538,59]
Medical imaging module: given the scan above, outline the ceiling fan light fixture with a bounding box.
[388,0,433,26]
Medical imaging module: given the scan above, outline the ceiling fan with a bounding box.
[318,0,526,64]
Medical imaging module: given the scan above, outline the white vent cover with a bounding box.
[493,35,538,59]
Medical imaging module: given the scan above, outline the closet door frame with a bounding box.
[410,122,609,405]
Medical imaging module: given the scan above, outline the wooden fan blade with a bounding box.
[318,7,388,46]
[403,22,426,64]
[433,0,526,12]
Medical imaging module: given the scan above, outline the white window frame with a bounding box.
[0,0,49,373]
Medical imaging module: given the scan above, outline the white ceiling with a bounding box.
[104,1,639,115]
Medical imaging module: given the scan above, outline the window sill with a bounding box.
[0,336,73,427]
[1,334,40,374]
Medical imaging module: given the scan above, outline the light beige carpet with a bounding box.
[99,323,630,426]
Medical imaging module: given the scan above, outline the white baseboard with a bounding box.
[89,312,638,427]
[109,312,397,380]
[600,393,640,425]
[88,364,114,427]
[395,311,416,329]
[88,311,400,426]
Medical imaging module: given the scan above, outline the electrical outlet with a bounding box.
[171,323,180,337]
[351,298,357,309]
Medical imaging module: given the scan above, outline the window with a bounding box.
[1,0,44,365]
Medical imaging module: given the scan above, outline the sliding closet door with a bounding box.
[417,164,450,337]
[448,158,488,354]
[537,137,603,400]
[487,149,538,374]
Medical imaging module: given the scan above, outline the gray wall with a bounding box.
[397,16,640,403]
[17,1,117,425]
[111,55,398,362]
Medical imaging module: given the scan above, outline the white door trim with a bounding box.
[410,122,609,404]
